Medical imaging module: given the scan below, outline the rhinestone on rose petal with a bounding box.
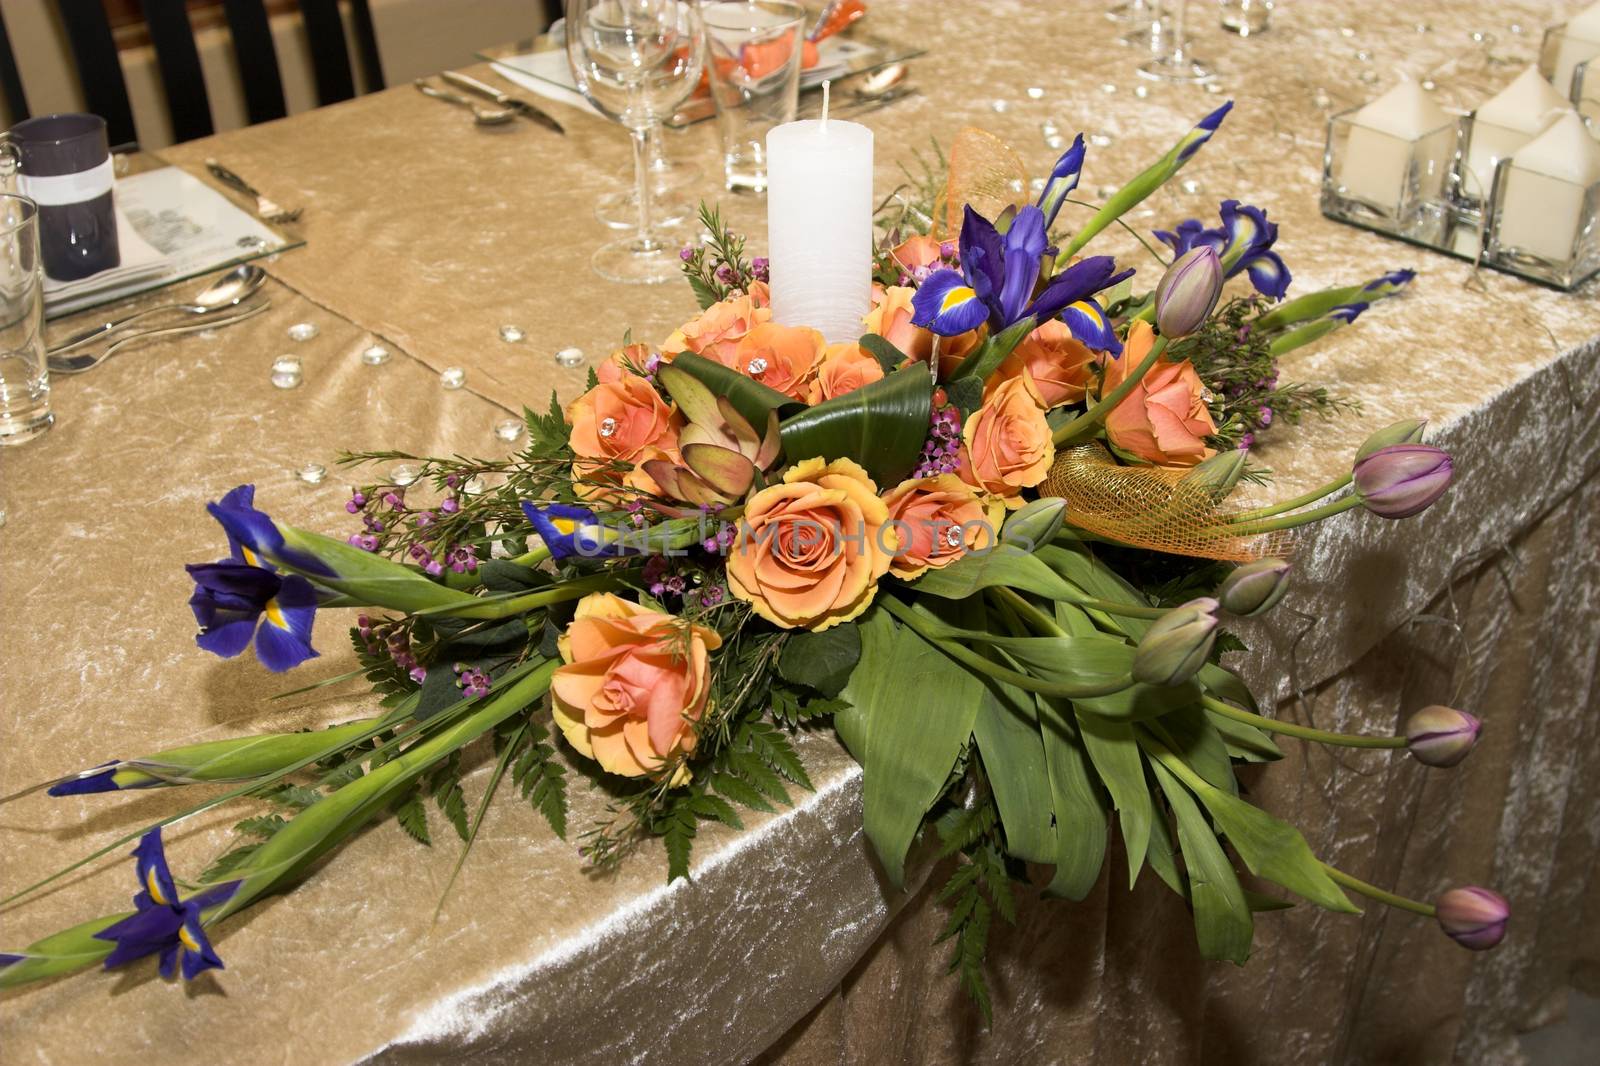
[554,346,585,368]
[499,325,526,343]
[361,344,391,365]
[287,322,318,342]
[944,527,963,548]
[745,357,769,375]
[297,463,327,485]
[599,416,619,438]
[392,464,421,486]
[270,355,302,389]
[440,366,466,390]
[495,418,524,442]
[1201,387,1216,404]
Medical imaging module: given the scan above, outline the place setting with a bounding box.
[1,4,1598,1066]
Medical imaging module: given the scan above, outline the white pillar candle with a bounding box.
[1337,78,1453,211]
[1462,67,1571,200]
[1496,111,1600,264]
[1552,1,1600,99]
[766,116,873,344]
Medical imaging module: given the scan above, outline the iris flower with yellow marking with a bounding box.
[93,829,237,981]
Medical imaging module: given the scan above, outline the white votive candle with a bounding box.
[766,116,873,344]
[1463,66,1571,200]
[1552,1,1600,99]
[1338,78,1453,211]
[1496,111,1600,264]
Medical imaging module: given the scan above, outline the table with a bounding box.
[2,2,1597,1063]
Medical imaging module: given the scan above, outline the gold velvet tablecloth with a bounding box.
[2,2,1599,1063]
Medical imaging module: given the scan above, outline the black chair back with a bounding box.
[52,0,386,148]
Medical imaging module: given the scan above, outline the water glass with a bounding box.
[0,194,51,445]
[3,114,119,282]
[702,0,807,193]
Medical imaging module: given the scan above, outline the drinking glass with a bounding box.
[2,114,120,281]
[594,128,696,229]
[1139,1,1214,82]
[567,0,706,284]
[0,194,51,445]
[702,0,806,193]
[1218,0,1269,37]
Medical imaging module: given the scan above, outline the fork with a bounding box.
[204,159,304,224]
[48,300,272,375]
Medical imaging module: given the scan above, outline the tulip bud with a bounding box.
[1403,705,1481,767]
[1001,496,1067,552]
[1184,448,1248,502]
[1217,558,1291,617]
[1132,597,1219,686]
[1355,418,1427,461]
[1353,444,1453,519]
[1436,886,1509,950]
[1155,246,1223,339]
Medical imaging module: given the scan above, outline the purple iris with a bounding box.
[1154,200,1290,300]
[186,560,320,672]
[93,828,239,981]
[911,204,1133,352]
[206,484,336,578]
[521,502,633,560]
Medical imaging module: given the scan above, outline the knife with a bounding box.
[440,71,565,135]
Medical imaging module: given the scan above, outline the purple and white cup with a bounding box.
[3,113,120,282]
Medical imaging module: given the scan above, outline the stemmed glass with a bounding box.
[567,0,706,283]
[1138,0,1214,82]
[594,129,698,230]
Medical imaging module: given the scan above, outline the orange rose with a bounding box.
[881,475,1003,579]
[1101,320,1217,468]
[864,285,984,378]
[957,373,1055,506]
[729,322,825,401]
[809,342,885,402]
[889,235,945,275]
[596,342,657,385]
[662,290,771,363]
[988,319,1095,408]
[727,457,896,631]
[568,374,682,499]
[551,593,722,779]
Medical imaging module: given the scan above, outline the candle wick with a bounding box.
[821,80,830,128]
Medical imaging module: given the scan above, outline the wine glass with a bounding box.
[595,128,697,230]
[567,0,705,283]
[1138,0,1215,82]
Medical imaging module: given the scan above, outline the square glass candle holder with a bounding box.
[1484,158,1600,289]
[1453,111,1530,214]
[1541,23,1600,104]
[1321,108,1457,243]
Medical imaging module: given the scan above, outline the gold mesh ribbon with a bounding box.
[1043,444,1295,563]
[934,128,1029,241]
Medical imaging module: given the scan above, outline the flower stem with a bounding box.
[1204,494,1362,538]
[1226,474,1353,523]
[881,596,1133,699]
[1052,336,1168,446]
[1202,695,1406,750]
[511,544,553,568]
[1320,863,1436,917]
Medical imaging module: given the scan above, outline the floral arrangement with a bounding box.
[0,103,1507,1015]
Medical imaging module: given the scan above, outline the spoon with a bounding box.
[48,300,272,376]
[855,63,908,99]
[47,264,269,354]
[413,80,516,125]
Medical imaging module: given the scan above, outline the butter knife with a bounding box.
[439,71,565,135]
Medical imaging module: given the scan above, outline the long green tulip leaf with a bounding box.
[778,363,932,486]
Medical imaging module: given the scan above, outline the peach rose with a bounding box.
[1101,320,1217,468]
[958,373,1055,506]
[727,457,897,631]
[988,319,1095,408]
[551,593,722,778]
[568,374,682,500]
[864,285,984,378]
[880,475,1004,579]
[889,235,945,275]
[809,342,886,402]
[596,342,657,384]
[662,290,771,363]
[729,322,824,401]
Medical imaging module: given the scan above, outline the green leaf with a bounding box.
[395,793,431,845]
[1207,711,1282,763]
[971,673,1056,865]
[944,376,984,419]
[201,843,263,884]
[1037,698,1108,900]
[744,721,813,791]
[478,560,547,595]
[948,315,1038,382]
[712,772,774,813]
[777,624,862,698]
[524,391,569,454]
[662,352,796,433]
[688,793,744,829]
[663,808,695,882]
[1188,787,1358,914]
[233,814,288,840]
[1035,544,1153,639]
[844,605,983,887]
[277,526,484,614]
[1198,662,1259,713]
[858,333,909,374]
[833,606,890,763]
[1154,708,1238,794]
[1074,713,1152,886]
[1245,889,1296,912]
[1142,803,1186,898]
[728,749,792,806]
[911,544,1082,603]
[1149,760,1254,965]
[779,363,933,487]
[263,783,324,809]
